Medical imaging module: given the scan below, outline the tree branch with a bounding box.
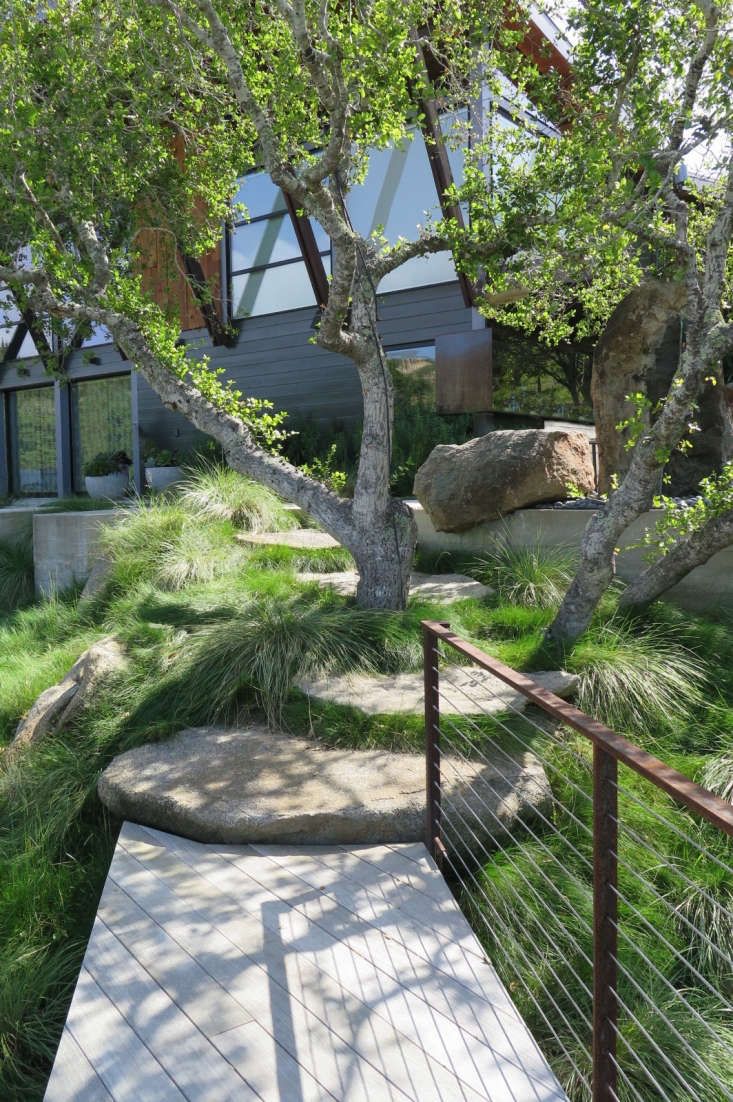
[619,507,733,610]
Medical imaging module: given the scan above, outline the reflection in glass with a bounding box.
[230,169,331,318]
[232,261,317,318]
[9,386,57,494]
[71,375,133,491]
[346,127,459,292]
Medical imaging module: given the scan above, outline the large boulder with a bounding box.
[11,636,127,750]
[414,429,595,531]
[98,726,552,847]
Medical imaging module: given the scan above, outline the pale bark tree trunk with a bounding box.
[549,152,733,646]
[618,509,733,611]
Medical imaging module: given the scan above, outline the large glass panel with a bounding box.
[71,375,132,491]
[231,216,302,271]
[233,174,288,219]
[232,260,317,318]
[347,128,457,291]
[9,386,57,494]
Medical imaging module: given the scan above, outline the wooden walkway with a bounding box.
[44,823,568,1101]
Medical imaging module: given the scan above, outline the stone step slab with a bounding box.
[297,667,579,717]
[298,570,492,602]
[98,727,551,847]
[236,529,340,549]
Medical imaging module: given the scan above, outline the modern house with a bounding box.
[0,14,577,500]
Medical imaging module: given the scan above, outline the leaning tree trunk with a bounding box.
[92,309,415,609]
[618,509,733,611]
[549,308,712,646]
[348,332,415,608]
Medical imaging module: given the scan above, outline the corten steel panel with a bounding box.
[435,329,492,414]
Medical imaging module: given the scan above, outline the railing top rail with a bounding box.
[422,619,733,837]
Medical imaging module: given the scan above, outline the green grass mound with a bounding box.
[0,536,34,614]
[179,462,299,531]
[0,511,731,1101]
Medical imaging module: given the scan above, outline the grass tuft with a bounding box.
[567,621,707,736]
[0,536,34,613]
[179,463,298,531]
[170,595,421,726]
[468,537,576,609]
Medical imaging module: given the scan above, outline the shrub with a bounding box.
[567,621,707,736]
[100,498,189,589]
[156,520,246,590]
[0,536,34,613]
[180,463,298,531]
[83,451,130,477]
[171,596,421,725]
[468,538,576,609]
[144,447,177,467]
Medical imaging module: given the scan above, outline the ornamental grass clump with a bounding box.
[156,519,246,591]
[469,538,576,609]
[0,536,34,613]
[171,595,421,726]
[180,463,298,531]
[567,621,707,736]
[100,497,189,590]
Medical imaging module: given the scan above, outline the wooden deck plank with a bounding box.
[45,823,568,1102]
[132,823,563,1099]
[62,968,187,1102]
[110,843,489,1102]
[126,826,561,1102]
[83,915,260,1101]
[43,1028,114,1102]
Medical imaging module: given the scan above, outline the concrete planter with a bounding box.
[145,465,184,492]
[84,472,129,500]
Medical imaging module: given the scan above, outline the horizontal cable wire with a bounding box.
[438,700,595,868]
[437,663,595,793]
[608,996,709,1102]
[429,630,732,1102]
[607,875,733,1006]
[608,943,733,1094]
[437,789,594,1012]
[437,724,596,956]
[610,780,733,878]
[439,813,593,1091]
[435,676,596,834]
[608,1034,678,1102]
[447,660,596,775]
[609,811,733,922]
[442,682,733,1079]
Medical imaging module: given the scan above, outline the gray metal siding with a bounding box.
[0,281,475,466]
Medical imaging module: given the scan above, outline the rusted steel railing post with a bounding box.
[593,745,619,1102]
[423,622,443,862]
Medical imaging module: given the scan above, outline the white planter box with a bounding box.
[145,465,184,492]
[84,472,129,500]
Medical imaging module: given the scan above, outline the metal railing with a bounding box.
[422,620,733,1102]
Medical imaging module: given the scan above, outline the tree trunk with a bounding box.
[618,509,733,611]
[352,499,416,609]
[549,302,712,645]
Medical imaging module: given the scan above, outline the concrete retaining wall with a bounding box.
[33,511,118,597]
[406,500,733,614]
[0,508,35,544]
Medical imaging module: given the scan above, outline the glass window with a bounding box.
[385,344,437,403]
[82,324,113,347]
[232,260,321,318]
[230,170,331,318]
[9,386,57,494]
[71,375,132,491]
[347,127,459,292]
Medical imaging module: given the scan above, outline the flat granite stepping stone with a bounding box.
[297,667,579,717]
[98,726,551,846]
[236,529,340,549]
[299,570,492,602]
